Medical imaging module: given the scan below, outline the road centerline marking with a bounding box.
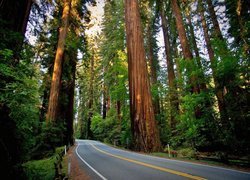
[90,143,206,180]
[75,143,108,180]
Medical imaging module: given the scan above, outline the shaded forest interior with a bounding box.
[0,0,249,178]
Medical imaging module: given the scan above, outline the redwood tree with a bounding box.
[125,0,161,152]
[46,0,71,123]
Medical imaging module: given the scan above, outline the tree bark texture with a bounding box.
[125,0,161,152]
[46,0,71,123]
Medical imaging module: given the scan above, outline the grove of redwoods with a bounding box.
[0,0,249,178]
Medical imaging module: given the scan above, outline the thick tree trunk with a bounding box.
[171,0,200,94]
[159,0,179,130]
[46,0,71,123]
[125,0,161,152]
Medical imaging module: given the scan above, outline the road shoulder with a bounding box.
[67,144,91,180]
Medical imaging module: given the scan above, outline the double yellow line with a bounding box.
[90,143,206,180]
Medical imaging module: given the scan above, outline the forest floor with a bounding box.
[67,144,90,180]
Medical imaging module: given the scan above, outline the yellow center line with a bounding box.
[90,143,206,180]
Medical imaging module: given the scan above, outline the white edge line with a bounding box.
[86,140,250,175]
[75,143,108,180]
[76,140,250,175]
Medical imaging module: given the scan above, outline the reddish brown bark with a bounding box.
[171,0,200,94]
[125,0,161,152]
[46,0,71,123]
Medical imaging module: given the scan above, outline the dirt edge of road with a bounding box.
[67,144,91,180]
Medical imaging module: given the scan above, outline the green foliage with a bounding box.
[23,157,55,180]
[90,105,132,147]
[120,106,132,147]
[22,146,65,180]
[177,148,196,158]
[91,108,121,143]
[0,43,40,159]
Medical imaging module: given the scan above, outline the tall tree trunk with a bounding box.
[65,52,76,145]
[147,18,160,116]
[86,54,95,139]
[125,0,161,152]
[186,9,207,90]
[46,0,71,123]
[207,0,223,40]
[171,0,200,94]
[186,12,201,66]
[199,0,228,122]
[159,0,179,130]
[236,0,250,55]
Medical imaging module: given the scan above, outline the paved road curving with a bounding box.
[75,139,250,180]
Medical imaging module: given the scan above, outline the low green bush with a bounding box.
[22,146,65,180]
[177,148,196,158]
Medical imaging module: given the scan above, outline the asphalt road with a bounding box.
[75,139,250,180]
